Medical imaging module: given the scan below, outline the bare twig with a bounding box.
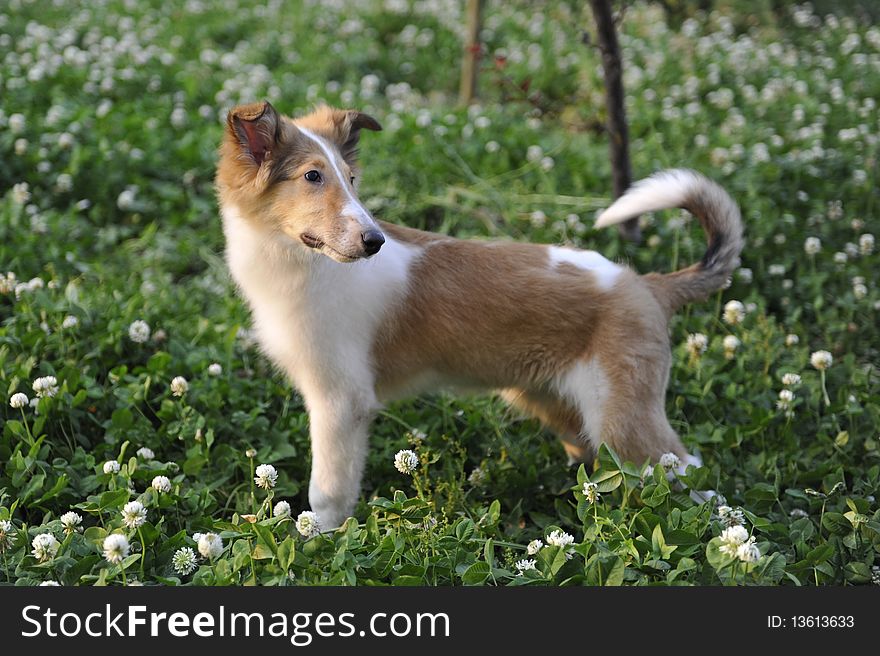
[588,0,641,242]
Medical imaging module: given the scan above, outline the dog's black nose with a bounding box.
[361,230,385,255]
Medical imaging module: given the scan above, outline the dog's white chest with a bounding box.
[222,206,417,400]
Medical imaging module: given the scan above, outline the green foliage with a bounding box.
[0,1,878,586]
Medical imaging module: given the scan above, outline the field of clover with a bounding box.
[1,0,879,586]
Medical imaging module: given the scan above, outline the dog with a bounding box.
[215,101,743,529]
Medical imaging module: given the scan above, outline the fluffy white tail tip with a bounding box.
[594,169,700,229]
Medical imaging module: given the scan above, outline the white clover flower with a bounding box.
[860,233,875,255]
[785,334,799,347]
[659,452,681,472]
[197,532,223,559]
[60,511,82,533]
[32,375,59,398]
[170,376,188,397]
[777,389,795,418]
[170,107,187,129]
[295,511,321,538]
[768,264,786,276]
[9,113,26,134]
[151,475,171,493]
[121,501,147,529]
[0,520,15,553]
[810,350,833,371]
[394,449,419,475]
[686,333,708,358]
[254,463,278,489]
[207,363,222,376]
[781,373,801,386]
[526,144,543,162]
[804,236,821,255]
[736,268,753,283]
[485,140,500,153]
[103,533,130,564]
[172,547,198,575]
[546,529,575,548]
[723,300,746,325]
[526,539,543,555]
[529,210,547,228]
[273,500,291,517]
[0,272,17,295]
[55,173,73,193]
[721,525,749,547]
[128,319,151,343]
[582,481,600,504]
[789,508,809,519]
[723,335,740,359]
[117,188,137,211]
[12,182,30,205]
[515,558,537,574]
[39,580,61,586]
[717,524,749,557]
[245,448,257,459]
[735,537,760,563]
[467,466,486,487]
[10,392,28,409]
[103,460,120,475]
[716,505,745,528]
[136,447,155,460]
[61,315,78,329]
[833,251,848,265]
[32,533,60,562]
[853,283,868,300]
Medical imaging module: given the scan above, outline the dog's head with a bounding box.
[217,101,384,262]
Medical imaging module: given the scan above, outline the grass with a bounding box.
[0,0,878,586]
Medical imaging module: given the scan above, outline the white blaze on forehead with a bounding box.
[548,246,622,290]
[297,126,377,229]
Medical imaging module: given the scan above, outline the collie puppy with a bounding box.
[216,101,743,529]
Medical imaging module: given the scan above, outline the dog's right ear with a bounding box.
[226,101,281,167]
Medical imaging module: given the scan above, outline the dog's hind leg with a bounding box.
[499,388,595,465]
[305,392,376,530]
[554,357,690,468]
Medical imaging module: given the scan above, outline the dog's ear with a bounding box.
[334,110,382,165]
[226,101,282,167]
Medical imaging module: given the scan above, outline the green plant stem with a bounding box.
[18,408,34,446]
[249,457,256,514]
[138,526,146,580]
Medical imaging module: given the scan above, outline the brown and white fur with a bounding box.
[216,101,744,529]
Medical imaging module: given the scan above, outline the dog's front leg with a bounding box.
[306,395,375,531]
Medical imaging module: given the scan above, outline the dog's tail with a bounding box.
[595,169,743,315]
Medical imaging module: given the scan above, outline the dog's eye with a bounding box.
[350,176,355,185]
[304,170,322,183]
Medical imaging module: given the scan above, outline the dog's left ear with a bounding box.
[333,110,382,165]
